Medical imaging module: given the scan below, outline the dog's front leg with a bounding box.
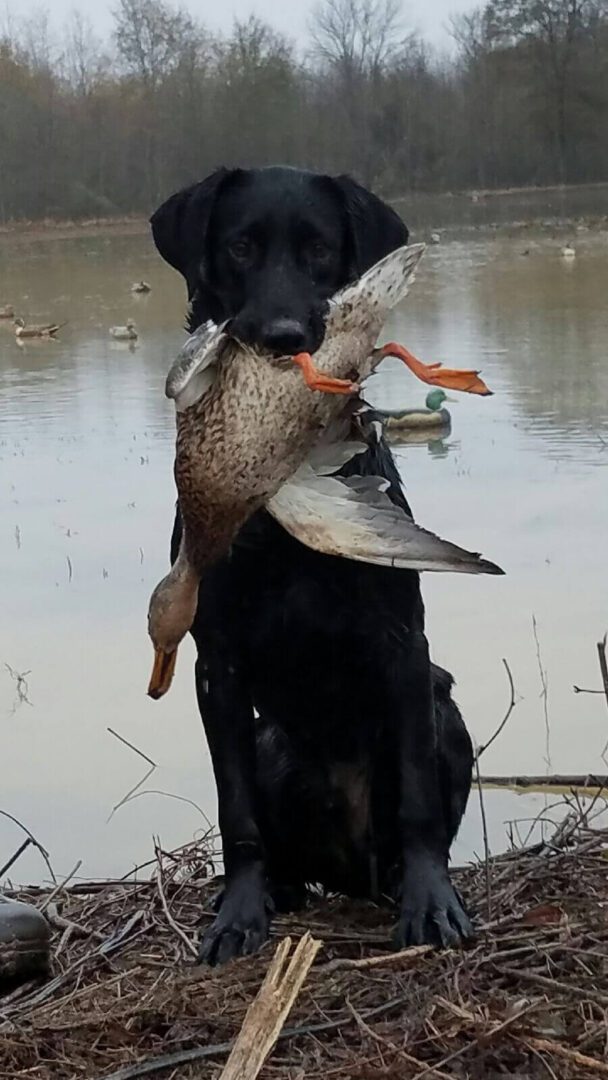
[395,630,474,949]
[195,653,272,965]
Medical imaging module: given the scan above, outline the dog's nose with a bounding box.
[260,318,308,355]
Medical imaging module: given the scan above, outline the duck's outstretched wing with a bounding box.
[331,243,426,318]
[165,321,228,411]
[267,464,503,575]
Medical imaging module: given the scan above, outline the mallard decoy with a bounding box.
[14,317,65,339]
[380,389,455,434]
[131,281,151,294]
[147,244,498,698]
[0,304,15,319]
[109,318,138,341]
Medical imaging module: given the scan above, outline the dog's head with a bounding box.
[150,166,408,354]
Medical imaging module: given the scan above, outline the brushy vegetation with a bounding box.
[1,0,608,222]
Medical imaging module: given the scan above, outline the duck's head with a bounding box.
[13,317,25,328]
[147,565,199,699]
[127,318,137,330]
[425,389,455,411]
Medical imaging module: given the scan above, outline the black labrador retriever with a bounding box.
[151,166,474,965]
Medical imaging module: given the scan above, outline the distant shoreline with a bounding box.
[0,216,149,243]
[1,180,607,243]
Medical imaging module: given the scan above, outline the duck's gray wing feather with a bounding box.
[267,465,503,574]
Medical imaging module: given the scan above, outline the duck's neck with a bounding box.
[171,532,200,590]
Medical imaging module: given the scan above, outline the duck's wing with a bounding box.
[267,464,503,575]
[165,320,228,411]
[330,243,426,320]
[304,399,380,474]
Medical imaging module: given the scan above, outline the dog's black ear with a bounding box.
[150,169,234,298]
[332,175,409,275]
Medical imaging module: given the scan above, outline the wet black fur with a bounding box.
[151,166,474,965]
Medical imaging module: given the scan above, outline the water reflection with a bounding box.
[0,230,607,883]
[384,428,454,459]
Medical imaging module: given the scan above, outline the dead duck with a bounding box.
[379,389,455,434]
[131,281,151,294]
[109,318,138,341]
[147,244,498,698]
[14,317,65,339]
[0,304,15,319]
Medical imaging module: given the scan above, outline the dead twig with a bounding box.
[414,1002,539,1079]
[40,860,82,912]
[521,1036,608,1076]
[597,634,608,762]
[154,848,197,958]
[475,658,517,760]
[4,663,33,715]
[0,810,55,883]
[220,934,321,1080]
[532,615,551,774]
[475,751,492,920]
[107,727,157,768]
[347,999,453,1079]
[319,944,431,974]
[0,837,32,878]
[501,965,608,1009]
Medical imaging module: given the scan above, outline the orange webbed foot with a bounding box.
[381,342,493,397]
[292,352,360,396]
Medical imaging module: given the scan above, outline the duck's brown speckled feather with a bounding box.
[173,243,425,570]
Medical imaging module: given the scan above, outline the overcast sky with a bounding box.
[16,0,478,50]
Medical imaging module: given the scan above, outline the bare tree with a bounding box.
[20,7,55,72]
[486,0,608,179]
[63,11,108,94]
[311,0,403,78]
[113,0,197,89]
[1,0,608,221]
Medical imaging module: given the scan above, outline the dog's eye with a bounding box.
[309,240,331,261]
[228,239,253,262]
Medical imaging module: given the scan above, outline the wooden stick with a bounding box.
[319,943,431,974]
[502,965,608,1009]
[598,635,608,762]
[219,933,321,1080]
[480,774,607,790]
[475,753,492,920]
[522,1036,608,1076]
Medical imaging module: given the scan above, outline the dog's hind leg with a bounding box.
[380,632,474,950]
[432,664,474,846]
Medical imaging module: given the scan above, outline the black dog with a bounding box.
[151,166,474,965]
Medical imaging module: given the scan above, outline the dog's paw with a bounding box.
[395,857,474,950]
[198,878,274,966]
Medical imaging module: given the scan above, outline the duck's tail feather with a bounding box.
[267,464,503,575]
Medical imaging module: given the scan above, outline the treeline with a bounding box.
[0,0,607,222]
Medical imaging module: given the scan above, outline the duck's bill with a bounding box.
[380,342,493,396]
[147,647,178,700]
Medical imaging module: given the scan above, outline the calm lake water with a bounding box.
[1,228,607,885]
